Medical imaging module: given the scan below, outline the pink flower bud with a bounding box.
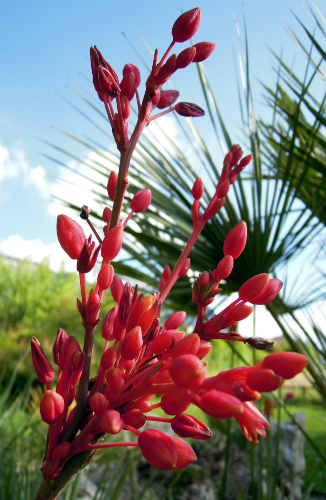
[156,90,180,109]
[215,255,234,280]
[107,171,118,201]
[169,333,200,359]
[169,354,206,389]
[216,179,230,199]
[196,340,212,360]
[154,54,177,87]
[52,328,68,366]
[77,235,101,273]
[57,215,86,260]
[262,352,308,380]
[90,393,109,417]
[111,275,124,303]
[238,274,269,303]
[101,345,118,369]
[175,102,205,117]
[138,429,178,469]
[171,414,211,440]
[102,207,112,224]
[40,390,64,425]
[31,337,55,385]
[179,258,190,277]
[246,369,284,392]
[161,390,191,415]
[100,410,123,434]
[120,72,135,102]
[148,330,185,356]
[120,95,131,121]
[223,221,247,259]
[101,225,123,262]
[97,264,114,291]
[130,189,152,213]
[121,326,143,360]
[101,306,118,340]
[199,390,243,419]
[51,442,71,462]
[171,436,197,469]
[122,409,146,429]
[251,279,283,305]
[176,47,196,69]
[192,41,217,62]
[172,8,201,43]
[104,367,124,399]
[164,311,186,330]
[123,63,141,87]
[59,336,81,370]
[192,178,204,200]
[223,303,253,323]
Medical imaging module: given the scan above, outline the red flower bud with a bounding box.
[154,55,177,87]
[169,354,206,389]
[40,390,64,425]
[171,414,211,440]
[120,95,131,120]
[192,178,204,200]
[101,306,118,340]
[223,303,253,323]
[100,409,123,434]
[102,207,112,224]
[101,345,118,369]
[156,90,180,109]
[111,275,124,303]
[169,333,200,359]
[101,225,123,262]
[179,258,190,277]
[122,409,146,429]
[90,392,109,417]
[262,352,308,380]
[161,390,191,415]
[98,66,121,98]
[175,102,205,117]
[171,436,197,469]
[251,279,283,305]
[52,328,68,366]
[121,326,143,360]
[192,42,217,63]
[97,263,114,291]
[123,63,141,87]
[199,390,243,419]
[246,369,284,393]
[130,189,152,213]
[104,367,124,399]
[176,47,196,69]
[215,255,234,280]
[77,235,101,273]
[238,274,269,303]
[196,340,212,360]
[172,8,201,43]
[120,72,135,102]
[51,442,71,461]
[107,171,118,201]
[31,337,55,385]
[216,179,230,199]
[148,330,185,356]
[138,429,178,469]
[164,311,186,330]
[57,215,86,260]
[59,336,81,370]
[223,221,247,259]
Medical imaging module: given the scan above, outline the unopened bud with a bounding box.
[130,189,152,213]
[123,63,141,87]
[262,352,308,380]
[90,392,109,417]
[238,274,269,303]
[251,279,283,305]
[198,390,243,419]
[101,225,123,262]
[57,215,86,260]
[107,171,118,201]
[100,409,123,434]
[164,311,186,330]
[102,306,118,340]
[122,409,146,429]
[176,47,196,69]
[51,442,71,461]
[169,354,206,389]
[53,328,68,366]
[246,369,283,392]
[121,326,143,360]
[156,90,180,109]
[40,390,64,425]
[215,255,234,280]
[161,390,191,415]
[101,345,118,369]
[111,275,124,302]
[171,414,211,440]
[60,336,82,370]
[120,95,131,120]
[102,207,112,224]
[223,221,247,259]
[172,8,201,43]
[179,258,191,277]
[192,178,204,200]
[246,337,275,351]
[154,54,177,87]
[192,41,217,63]
[175,102,205,117]
[120,72,135,102]
[97,263,114,291]
[31,337,55,385]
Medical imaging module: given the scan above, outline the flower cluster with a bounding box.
[31,7,308,490]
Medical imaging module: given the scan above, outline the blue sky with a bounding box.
[1,1,324,266]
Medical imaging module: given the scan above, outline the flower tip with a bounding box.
[172,8,201,43]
